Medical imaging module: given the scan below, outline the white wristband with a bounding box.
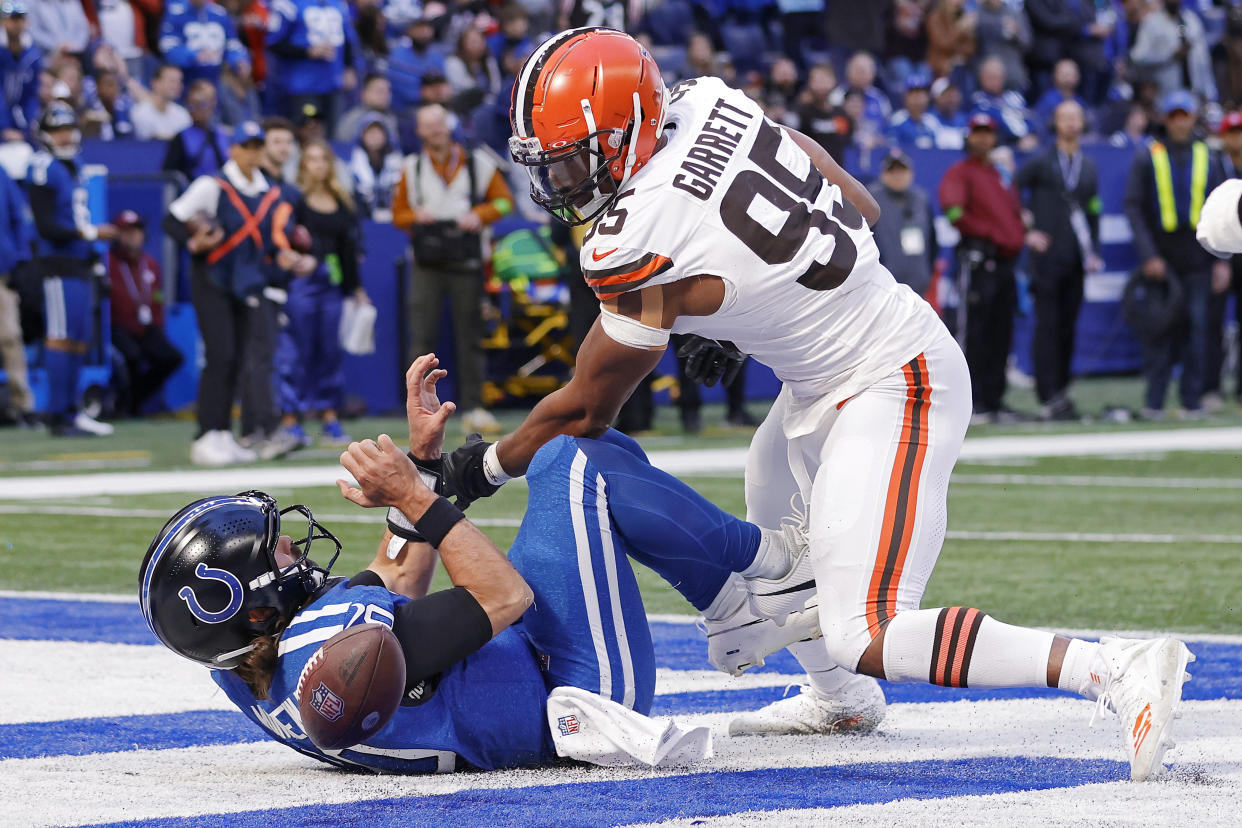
[483,442,512,486]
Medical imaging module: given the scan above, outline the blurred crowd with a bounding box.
[1,0,1241,458]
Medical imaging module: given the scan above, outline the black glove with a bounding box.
[676,335,747,388]
[441,433,503,509]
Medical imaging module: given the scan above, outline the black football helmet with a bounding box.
[38,101,80,160]
[139,492,341,669]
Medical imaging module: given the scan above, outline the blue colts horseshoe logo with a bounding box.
[178,563,244,624]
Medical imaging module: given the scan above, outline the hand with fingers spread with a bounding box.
[407,353,457,460]
[337,434,434,514]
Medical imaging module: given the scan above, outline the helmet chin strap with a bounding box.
[212,642,257,667]
[579,97,599,178]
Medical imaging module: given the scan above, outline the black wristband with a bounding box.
[414,496,467,548]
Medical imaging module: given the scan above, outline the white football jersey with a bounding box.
[581,76,946,422]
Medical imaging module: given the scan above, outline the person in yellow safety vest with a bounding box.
[1122,89,1232,420]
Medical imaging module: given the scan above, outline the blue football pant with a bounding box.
[509,431,761,713]
[278,274,344,415]
[42,276,92,417]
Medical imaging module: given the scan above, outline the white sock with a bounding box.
[882,607,1056,688]
[740,527,791,579]
[787,638,855,697]
[702,576,747,621]
[1057,638,1104,700]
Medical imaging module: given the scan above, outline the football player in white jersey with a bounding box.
[438,28,1192,780]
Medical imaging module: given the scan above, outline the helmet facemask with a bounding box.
[140,492,342,670]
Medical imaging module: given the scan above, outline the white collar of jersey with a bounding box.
[221,159,269,198]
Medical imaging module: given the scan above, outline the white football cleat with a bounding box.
[745,498,817,623]
[1093,636,1194,781]
[700,597,822,677]
[728,674,887,737]
[74,411,114,436]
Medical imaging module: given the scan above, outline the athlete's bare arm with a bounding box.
[367,531,437,600]
[339,434,533,635]
[782,126,881,227]
[493,317,666,475]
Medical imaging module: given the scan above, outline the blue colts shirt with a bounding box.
[212,578,554,773]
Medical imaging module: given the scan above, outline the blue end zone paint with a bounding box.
[0,597,156,645]
[0,710,264,760]
[96,756,1130,828]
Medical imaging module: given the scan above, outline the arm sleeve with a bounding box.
[1123,152,1159,262]
[224,16,248,69]
[470,168,515,225]
[157,16,195,68]
[390,586,493,686]
[162,133,186,174]
[162,212,192,244]
[1085,163,1101,246]
[28,184,84,244]
[168,175,221,222]
[265,0,308,58]
[338,208,361,293]
[392,169,417,229]
[938,165,966,221]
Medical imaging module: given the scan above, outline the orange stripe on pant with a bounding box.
[864,354,932,639]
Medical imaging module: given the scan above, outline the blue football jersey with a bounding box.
[27,152,93,262]
[212,578,554,773]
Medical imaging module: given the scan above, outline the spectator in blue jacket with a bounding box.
[163,80,232,183]
[158,0,251,87]
[0,1,40,142]
[387,13,448,113]
[887,74,940,150]
[267,0,361,133]
[969,55,1039,151]
[0,159,34,427]
[1033,58,1089,135]
[488,3,533,64]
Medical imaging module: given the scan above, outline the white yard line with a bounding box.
[0,503,523,528]
[2,427,1241,502]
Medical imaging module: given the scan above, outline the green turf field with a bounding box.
[1,377,1240,634]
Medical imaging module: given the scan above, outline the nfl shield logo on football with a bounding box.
[557,715,580,736]
[311,683,345,721]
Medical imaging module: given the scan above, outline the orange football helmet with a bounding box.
[510,28,668,225]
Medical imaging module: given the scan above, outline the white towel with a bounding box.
[545,686,712,769]
[339,298,377,355]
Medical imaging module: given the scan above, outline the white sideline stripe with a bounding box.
[0,503,524,528]
[5,698,1240,827]
[3,427,1242,501]
[2,502,1234,543]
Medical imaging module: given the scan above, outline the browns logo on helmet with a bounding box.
[508,28,668,225]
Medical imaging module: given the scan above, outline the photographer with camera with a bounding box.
[394,102,514,435]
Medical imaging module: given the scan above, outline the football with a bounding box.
[184,210,221,237]
[295,623,406,751]
[288,224,314,253]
